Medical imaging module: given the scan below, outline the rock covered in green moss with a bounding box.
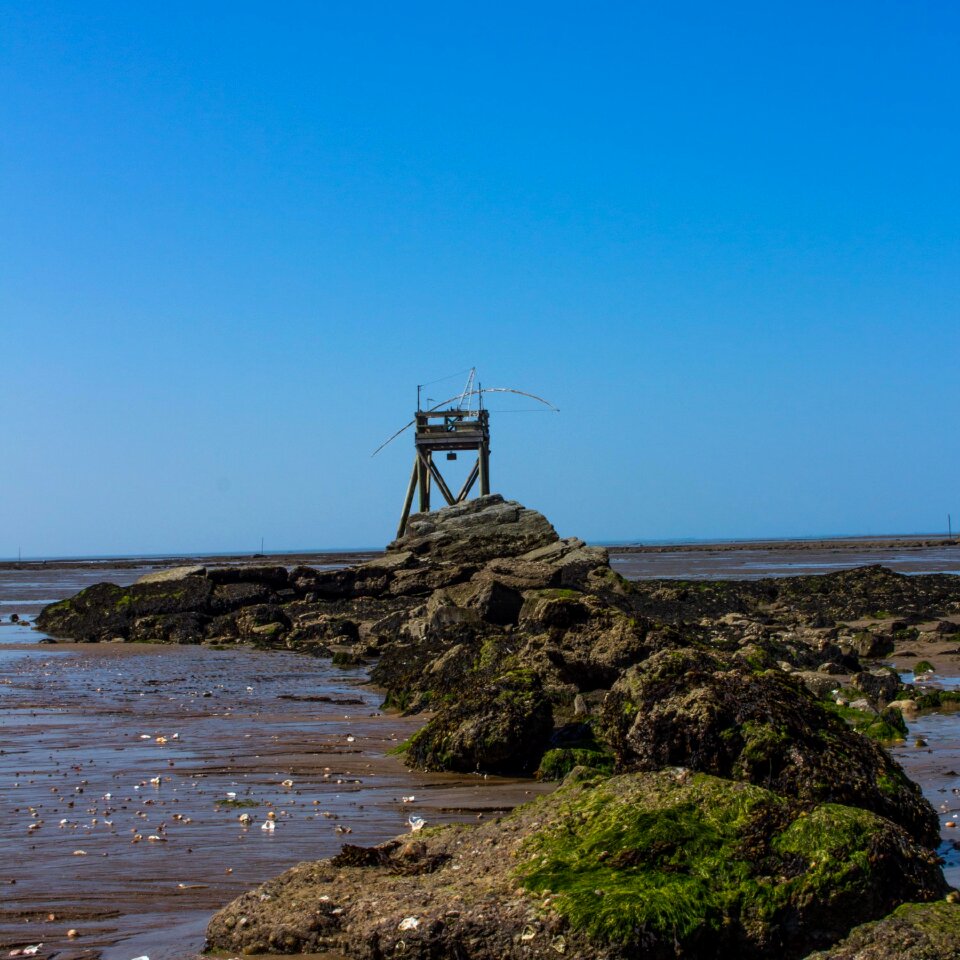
[37,577,217,641]
[600,648,939,846]
[403,667,553,775]
[206,770,945,960]
[803,901,960,959]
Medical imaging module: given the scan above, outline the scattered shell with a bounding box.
[398,916,420,931]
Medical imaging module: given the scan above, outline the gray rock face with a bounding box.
[136,565,206,584]
[386,494,559,564]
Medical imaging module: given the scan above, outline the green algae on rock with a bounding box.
[803,901,960,960]
[403,666,553,775]
[205,770,946,960]
[600,648,940,846]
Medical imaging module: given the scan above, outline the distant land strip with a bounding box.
[3,536,958,570]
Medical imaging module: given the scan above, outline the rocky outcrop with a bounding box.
[403,666,553,775]
[600,648,939,845]
[386,495,560,563]
[206,769,946,960]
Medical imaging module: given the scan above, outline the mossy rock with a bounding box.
[536,746,614,780]
[600,648,939,846]
[897,689,960,711]
[515,771,946,959]
[804,900,960,959]
[36,578,215,641]
[404,667,553,775]
[823,701,908,742]
[207,769,946,960]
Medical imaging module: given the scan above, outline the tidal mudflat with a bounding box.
[0,642,548,960]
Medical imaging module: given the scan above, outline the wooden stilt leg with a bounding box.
[417,452,430,514]
[479,442,490,495]
[397,457,419,538]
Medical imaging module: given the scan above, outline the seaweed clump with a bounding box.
[515,771,946,958]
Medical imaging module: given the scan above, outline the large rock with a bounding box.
[804,901,960,960]
[387,494,560,564]
[600,648,939,846]
[404,666,553,775]
[206,770,946,960]
[36,578,215,641]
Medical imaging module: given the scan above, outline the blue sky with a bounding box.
[2,1,958,556]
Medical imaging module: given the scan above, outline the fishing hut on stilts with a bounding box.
[373,369,558,538]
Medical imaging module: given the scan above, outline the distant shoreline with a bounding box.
[0,549,381,572]
[2,534,957,572]
[610,535,960,554]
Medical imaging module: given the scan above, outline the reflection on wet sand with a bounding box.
[0,643,551,960]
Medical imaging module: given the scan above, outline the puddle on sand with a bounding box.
[0,643,552,960]
[899,673,960,690]
[891,711,960,888]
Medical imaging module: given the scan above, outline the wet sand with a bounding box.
[0,642,551,960]
[608,536,960,580]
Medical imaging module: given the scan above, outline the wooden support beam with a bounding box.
[456,459,480,502]
[417,451,430,514]
[424,454,457,506]
[478,441,490,496]
[397,456,419,538]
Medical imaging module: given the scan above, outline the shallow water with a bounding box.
[0,641,549,959]
[891,711,960,887]
[609,543,960,580]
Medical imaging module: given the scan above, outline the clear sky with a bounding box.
[2,1,958,557]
